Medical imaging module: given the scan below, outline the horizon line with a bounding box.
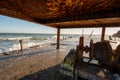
[0,32,113,35]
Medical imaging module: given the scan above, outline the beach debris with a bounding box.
[60,48,114,80]
[60,49,76,78]
[60,36,120,79]
[76,36,120,73]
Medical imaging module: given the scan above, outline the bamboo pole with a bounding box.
[101,27,106,42]
[57,28,60,49]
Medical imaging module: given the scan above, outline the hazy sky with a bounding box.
[0,15,119,35]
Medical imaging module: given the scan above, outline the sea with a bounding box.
[0,33,119,54]
[0,33,75,54]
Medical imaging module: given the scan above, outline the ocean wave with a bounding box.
[0,38,56,54]
[0,37,32,41]
[0,35,67,54]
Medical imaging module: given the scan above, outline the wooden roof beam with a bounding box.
[45,18,120,28]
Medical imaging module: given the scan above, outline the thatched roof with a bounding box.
[0,0,120,28]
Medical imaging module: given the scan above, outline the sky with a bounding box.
[0,15,120,35]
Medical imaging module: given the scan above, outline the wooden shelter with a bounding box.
[0,0,120,49]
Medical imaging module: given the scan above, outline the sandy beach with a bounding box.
[0,37,77,80]
[0,47,67,80]
[0,35,119,80]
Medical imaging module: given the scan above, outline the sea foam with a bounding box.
[0,36,57,54]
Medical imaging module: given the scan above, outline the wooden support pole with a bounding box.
[101,27,106,42]
[57,28,60,49]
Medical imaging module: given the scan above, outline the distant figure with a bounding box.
[109,36,112,40]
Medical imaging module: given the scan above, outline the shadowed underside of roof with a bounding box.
[0,0,120,28]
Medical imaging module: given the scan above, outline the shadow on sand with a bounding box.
[19,64,65,80]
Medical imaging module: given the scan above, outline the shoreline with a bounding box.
[0,43,56,59]
[0,45,70,80]
[0,36,76,80]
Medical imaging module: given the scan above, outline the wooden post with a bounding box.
[101,27,106,42]
[77,37,84,60]
[19,40,23,51]
[57,28,60,49]
[79,37,84,47]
